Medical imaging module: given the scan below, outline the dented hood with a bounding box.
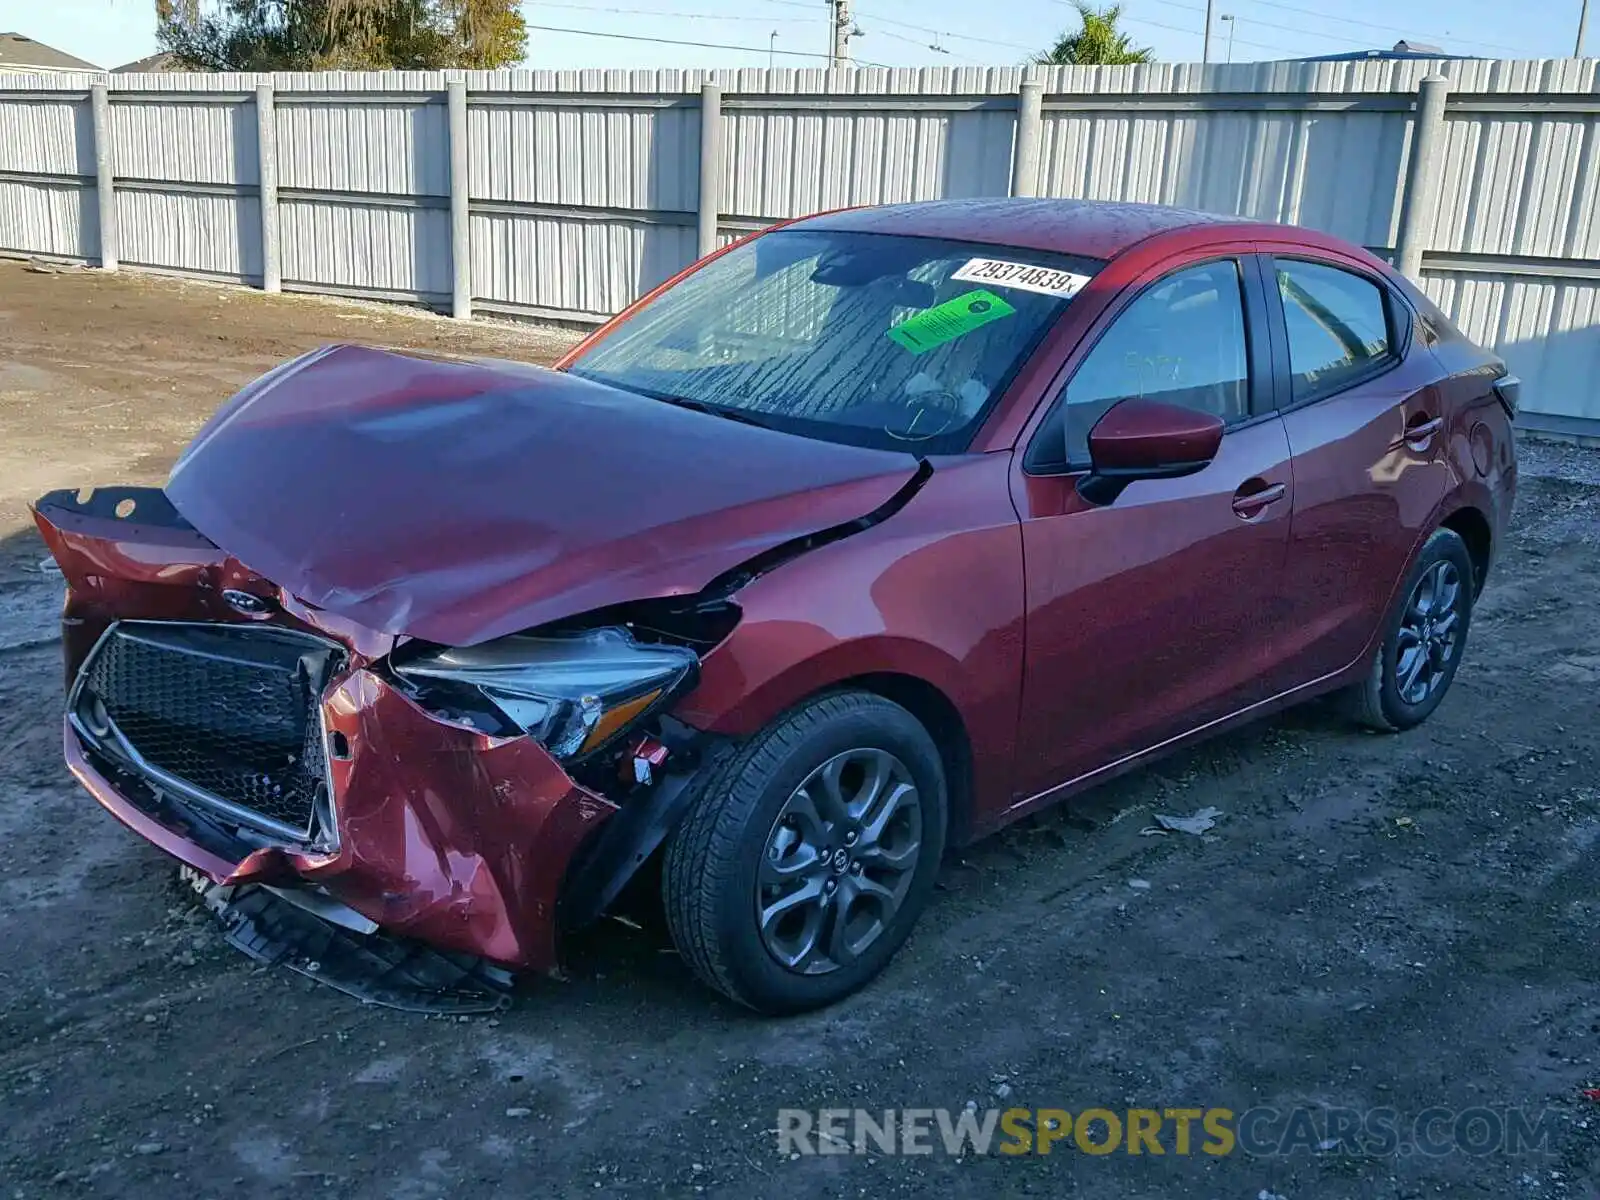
[165,344,918,646]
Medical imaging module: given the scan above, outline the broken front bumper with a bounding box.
[67,653,617,972]
[32,484,697,975]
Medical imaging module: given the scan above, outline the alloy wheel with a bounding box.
[1395,559,1464,705]
[756,748,923,976]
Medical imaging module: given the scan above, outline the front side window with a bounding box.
[1059,259,1251,464]
[1276,259,1393,403]
[566,229,1103,453]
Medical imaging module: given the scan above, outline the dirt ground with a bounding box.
[1,260,1597,1200]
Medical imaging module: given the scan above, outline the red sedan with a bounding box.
[34,199,1517,1014]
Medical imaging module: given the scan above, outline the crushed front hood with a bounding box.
[165,345,918,645]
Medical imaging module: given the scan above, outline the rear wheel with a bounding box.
[1344,527,1475,731]
[662,691,947,1014]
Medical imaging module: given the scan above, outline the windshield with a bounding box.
[566,229,1104,454]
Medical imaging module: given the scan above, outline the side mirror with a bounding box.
[1079,399,1224,505]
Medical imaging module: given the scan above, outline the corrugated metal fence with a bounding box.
[1,60,1596,434]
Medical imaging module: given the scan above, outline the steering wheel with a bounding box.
[885,388,965,442]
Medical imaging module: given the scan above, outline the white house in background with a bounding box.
[0,32,101,73]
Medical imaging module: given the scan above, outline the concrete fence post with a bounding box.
[255,83,280,293]
[89,82,118,271]
[697,82,723,259]
[447,78,471,320]
[1011,79,1044,198]
[1394,74,1450,281]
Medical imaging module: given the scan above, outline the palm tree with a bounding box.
[1034,2,1154,65]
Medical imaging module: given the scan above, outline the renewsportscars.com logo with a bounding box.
[776,1106,1561,1158]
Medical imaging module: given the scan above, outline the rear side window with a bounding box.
[1276,260,1394,403]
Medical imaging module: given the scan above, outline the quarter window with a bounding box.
[1276,260,1393,403]
[1059,259,1251,464]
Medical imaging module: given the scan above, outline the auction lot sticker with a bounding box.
[951,258,1093,298]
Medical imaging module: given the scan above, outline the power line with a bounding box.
[524,0,1532,65]
[522,20,889,63]
[854,7,1038,53]
[1227,0,1526,55]
[1120,11,1318,56]
[528,1,816,23]
[1140,0,1528,57]
[1038,0,1351,58]
[740,0,1296,59]
[1144,0,1379,51]
[870,26,986,63]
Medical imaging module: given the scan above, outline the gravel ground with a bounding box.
[0,261,1596,1200]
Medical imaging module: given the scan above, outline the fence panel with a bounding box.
[0,62,1596,431]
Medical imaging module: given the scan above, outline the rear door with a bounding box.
[1258,250,1453,686]
[1008,250,1297,803]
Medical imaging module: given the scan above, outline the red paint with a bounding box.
[162,343,918,648]
[35,199,1516,971]
[1085,399,1226,470]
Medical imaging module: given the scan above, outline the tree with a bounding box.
[156,0,528,71]
[1034,2,1153,65]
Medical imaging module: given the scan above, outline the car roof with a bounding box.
[794,198,1260,262]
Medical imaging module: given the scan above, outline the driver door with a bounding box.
[1008,253,1297,804]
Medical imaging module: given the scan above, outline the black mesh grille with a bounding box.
[77,623,343,838]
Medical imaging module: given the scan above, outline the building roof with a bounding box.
[0,32,101,72]
[113,52,186,73]
[1297,38,1471,62]
[801,198,1238,262]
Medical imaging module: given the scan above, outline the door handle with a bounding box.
[1395,414,1444,452]
[1231,480,1286,519]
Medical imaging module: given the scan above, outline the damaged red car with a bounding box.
[35,198,1518,1014]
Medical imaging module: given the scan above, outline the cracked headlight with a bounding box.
[391,627,698,760]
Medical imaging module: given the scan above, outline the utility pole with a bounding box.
[829,0,852,66]
[1202,0,1214,62]
[1579,0,1591,55]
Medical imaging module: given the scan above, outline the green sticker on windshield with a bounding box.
[886,288,1016,356]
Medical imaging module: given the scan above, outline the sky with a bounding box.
[0,0,1584,72]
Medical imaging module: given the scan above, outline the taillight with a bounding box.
[1493,374,1520,419]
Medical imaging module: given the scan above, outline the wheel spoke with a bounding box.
[760,875,825,926]
[1428,562,1452,612]
[782,788,829,844]
[1399,644,1429,699]
[860,779,916,846]
[857,838,919,872]
[1435,574,1460,616]
[1396,642,1424,679]
[760,838,822,887]
[811,755,852,822]
[850,872,900,909]
[823,888,857,967]
[846,751,893,821]
[1432,610,1459,640]
[758,877,827,969]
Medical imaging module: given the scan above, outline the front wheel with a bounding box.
[662,691,947,1014]
[1344,526,1476,731]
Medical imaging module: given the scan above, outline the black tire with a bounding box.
[662,691,947,1014]
[1344,527,1476,732]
